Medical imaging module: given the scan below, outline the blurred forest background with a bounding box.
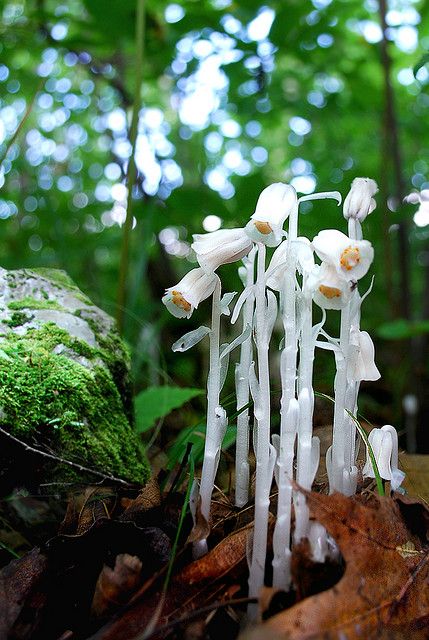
[1,0,429,455]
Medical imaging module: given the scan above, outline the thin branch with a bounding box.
[0,426,136,488]
[116,0,146,333]
[136,597,258,640]
[0,79,43,167]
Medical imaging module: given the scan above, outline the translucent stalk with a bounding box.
[272,398,298,588]
[330,217,362,495]
[248,243,274,609]
[198,279,224,555]
[272,207,298,589]
[235,252,255,507]
[294,284,317,541]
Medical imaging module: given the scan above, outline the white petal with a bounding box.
[244,219,282,247]
[251,182,297,227]
[312,229,349,264]
[311,264,352,310]
[404,192,421,204]
[349,330,381,382]
[162,292,192,318]
[163,268,217,318]
[192,228,252,272]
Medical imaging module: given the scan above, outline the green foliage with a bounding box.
[166,420,237,469]
[1,0,429,438]
[134,385,204,433]
[0,322,149,485]
[377,319,429,340]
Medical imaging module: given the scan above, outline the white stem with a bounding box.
[330,303,350,494]
[272,206,299,589]
[198,279,222,554]
[248,243,273,608]
[235,253,255,507]
[330,211,362,495]
[272,398,298,588]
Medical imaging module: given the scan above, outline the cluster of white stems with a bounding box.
[162,177,405,611]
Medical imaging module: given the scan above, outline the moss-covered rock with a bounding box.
[0,268,150,487]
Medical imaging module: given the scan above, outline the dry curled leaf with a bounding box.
[0,547,48,639]
[245,491,429,640]
[88,523,253,640]
[91,553,143,618]
[120,478,161,520]
[59,487,117,537]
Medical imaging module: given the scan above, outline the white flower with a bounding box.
[309,263,353,310]
[162,268,218,319]
[348,329,381,382]
[404,189,429,226]
[343,177,378,222]
[362,425,405,491]
[245,183,297,247]
[312,229,374,281]
[191,228,252,273]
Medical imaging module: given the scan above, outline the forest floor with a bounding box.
[0,453,428,640]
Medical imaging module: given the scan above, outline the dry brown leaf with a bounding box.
[59,487,117,536]
[0,547,48,639]
[88,523,253,640]
[245,491,429,640]
[91,553,143,618]
[120,478,161,519]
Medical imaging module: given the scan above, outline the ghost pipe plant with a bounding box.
[313,178,379,495]
[242,183,295,608]
[163,232,252,556]
[161,176,390,608]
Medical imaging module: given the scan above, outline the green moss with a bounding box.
[5,311,34,328]
[8,297,66,312]
[0,323,149,485]
[30,268,93,305]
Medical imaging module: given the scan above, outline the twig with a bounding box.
[136,596,258,640]
[0,426,136,488]
[0,78,43,167]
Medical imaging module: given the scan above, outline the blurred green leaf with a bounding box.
[167,421,237,468]
[134,386,204,433]
[377,319,429,340]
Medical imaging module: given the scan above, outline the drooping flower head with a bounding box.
[245,183,297,247]
[362,424,405,491]
[162,268,218,319]
[308,262,353,310]
[343,177,378,222]
[312,229,374,281]
[191,228,252,273]
[348,329,381,382]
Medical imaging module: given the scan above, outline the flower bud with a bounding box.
[343,177,378,222]
[362,425,405,491]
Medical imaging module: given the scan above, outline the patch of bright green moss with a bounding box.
[0,323,149,485]
[4,311,34,328]
[8,297,66,312]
